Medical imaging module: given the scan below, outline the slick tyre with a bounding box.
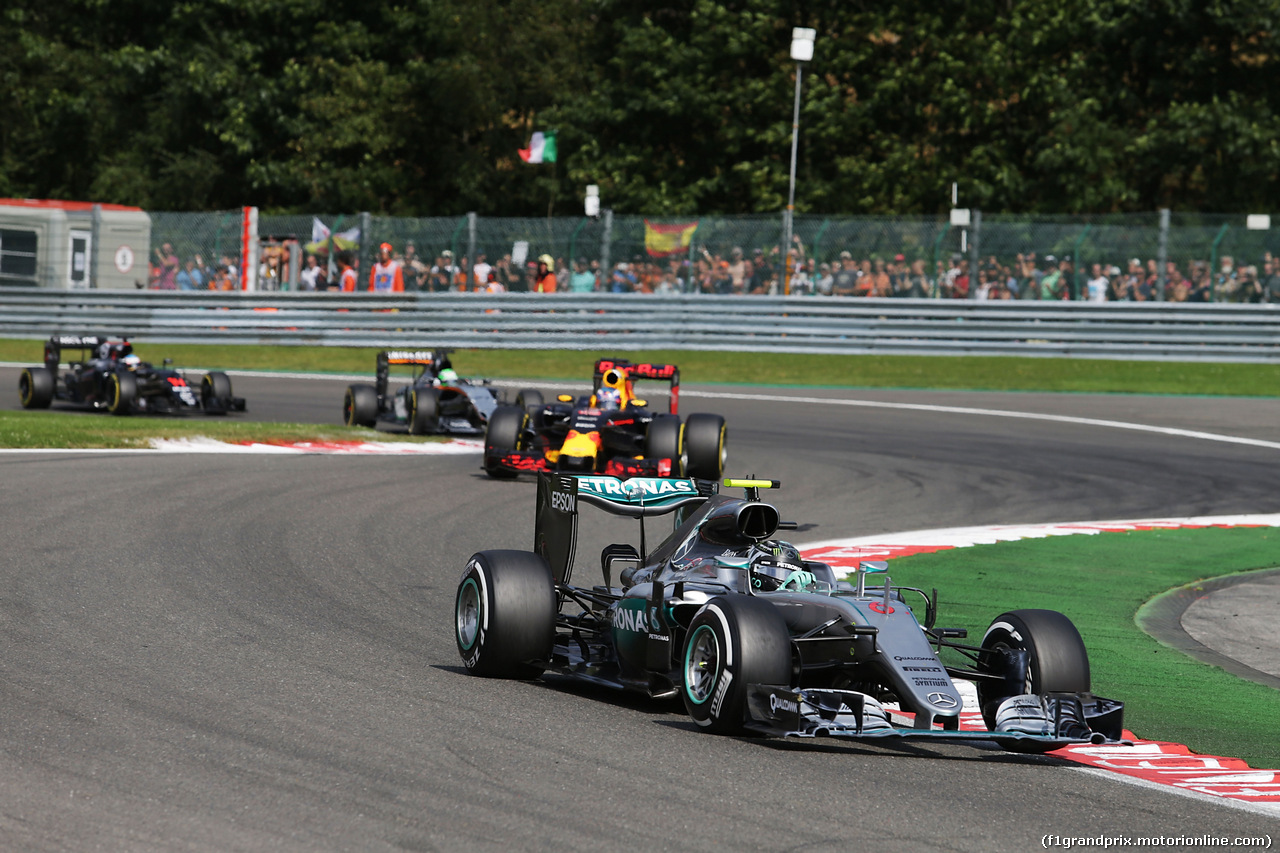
[684,413,727,480]
[409,387,440,435]
[455,550,556,679]
[516,389,543,414]
[107,371,137,415]
[201,372,233,414]
[18,366,54,409]
[343,384,378,428]
[483,405,527,479]
[645,414,685,477]
[682,595,792,735]
[977,609,1091,731]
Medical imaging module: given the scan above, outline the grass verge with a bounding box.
[0,409,435,449]
[4,338,1279,396]
[881,527,1280,769]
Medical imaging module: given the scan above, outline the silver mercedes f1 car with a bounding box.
[455,474,1126,752]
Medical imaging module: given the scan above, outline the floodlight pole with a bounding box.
[782,28,814,297]
[782,65,802,296]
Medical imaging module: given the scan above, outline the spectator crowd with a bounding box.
[148,238,1280,303]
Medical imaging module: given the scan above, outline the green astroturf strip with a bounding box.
[4,339,1279,397]
[881,527,1280,769]
[0,410,445,449]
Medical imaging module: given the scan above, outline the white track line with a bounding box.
[6,362,1277,452]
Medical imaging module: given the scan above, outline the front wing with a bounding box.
[744,684,1128,750]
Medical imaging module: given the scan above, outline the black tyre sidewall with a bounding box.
[483,405,527,478]
[19,367,54,409]
[343,384,378,427]
[409,387,439,435]
[684,413,727,480]
[455,550,556,678]
[978,609,1091,728]
[681,595,791,734]
[108,371,137,415]
[202,372,233,414]
[516,389,543,413]
[645,414,685,477]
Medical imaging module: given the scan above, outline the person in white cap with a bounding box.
[533,254,557,292]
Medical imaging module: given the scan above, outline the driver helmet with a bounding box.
[747,540,807,591]
[121,354,141,369]
[438,368,459,385]
[595,386,622,411]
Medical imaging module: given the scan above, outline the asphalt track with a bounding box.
[3,366,1280,850]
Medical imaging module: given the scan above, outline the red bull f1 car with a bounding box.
[482,358,727,481]
[455,474,1127,751]
[342,349,526,436]
[18,335,245,415]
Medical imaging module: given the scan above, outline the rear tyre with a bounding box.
[18,366,54,409]
[343,384,378,428]
[516,389,543,413]
[645,414,685,477]
[682,595,792,735]
[455,550,556,678]
[978,609,1091,731]
[107,371,137,415]
[201,372,233,414]
[684,413,727,480]
[409,387,440,435]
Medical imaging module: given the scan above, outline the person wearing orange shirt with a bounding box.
[533,254,557,292]
[338,251,359,292]
[369,242,405,293]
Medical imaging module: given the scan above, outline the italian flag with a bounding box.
[518,131,558,164]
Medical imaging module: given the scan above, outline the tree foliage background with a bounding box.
[3,0,1279,215]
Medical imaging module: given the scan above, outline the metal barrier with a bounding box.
[2,291,1279,362]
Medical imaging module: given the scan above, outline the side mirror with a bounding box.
[557,394,573,403]
[854,560,888,597]
[163,358,173,366]
[631,398,647,408]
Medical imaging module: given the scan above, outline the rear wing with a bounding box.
[44,334,111,371]
[593,358,680,414]
[375,349,452,397]
[535,473,711,584]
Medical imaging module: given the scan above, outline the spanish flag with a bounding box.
[644,220,699,257]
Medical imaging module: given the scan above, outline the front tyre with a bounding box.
[201,371,233,414]
[18,366,54,409]
[107,371,137,415]
[681,595,792,734]
[409,387,440,435]
[343,384,379,427]
[978,609,1091,731]
[516,388,543,413]
[455,550,556,679]
[684,413,727,480]
[483,404,527,479]
[645,414,685,476]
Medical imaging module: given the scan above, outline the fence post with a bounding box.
[1156,208,1170,301]
[90,203,102,289]
[1209,222,1230,303]
[1071,224,1092,300]
[359,211,372,286]
[600,209,613,282]
[931,222,949,298]
[467,212,478,288]
[967,210,981,299]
